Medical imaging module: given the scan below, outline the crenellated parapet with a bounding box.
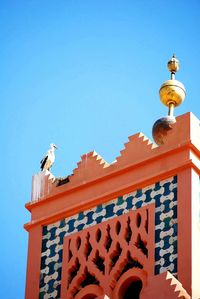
[115,133,157,167]
[70,151,110,185]
[29,112,200,207]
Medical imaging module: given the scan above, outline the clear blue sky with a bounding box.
[0,1,200,298]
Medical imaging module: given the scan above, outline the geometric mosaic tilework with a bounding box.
[39,176,177,299]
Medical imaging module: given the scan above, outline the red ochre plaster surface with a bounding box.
[24,112,200,299]
[61,205,154,299]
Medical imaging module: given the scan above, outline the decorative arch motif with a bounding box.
[74,285,104,299]
[112,268,147,299]
[61,205,152,299]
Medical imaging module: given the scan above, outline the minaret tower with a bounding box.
[24,57,200,299]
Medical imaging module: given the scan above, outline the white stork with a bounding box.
[40,143,58,171]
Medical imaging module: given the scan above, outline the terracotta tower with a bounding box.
[24,57,200,299]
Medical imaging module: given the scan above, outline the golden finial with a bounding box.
[168,54,180,77]
[152,54,186,145]
[159,54,186,113]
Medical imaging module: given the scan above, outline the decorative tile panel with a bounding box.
[39,176,177,299]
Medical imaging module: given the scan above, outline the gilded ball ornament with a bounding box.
[152,116,176,145]
[159,79,186,107]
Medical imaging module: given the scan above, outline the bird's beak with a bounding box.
[54,145,58,149]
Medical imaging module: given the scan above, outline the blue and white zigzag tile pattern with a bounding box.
[39,176,177,299]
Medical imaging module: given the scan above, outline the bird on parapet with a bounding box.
[40,143,58,171]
